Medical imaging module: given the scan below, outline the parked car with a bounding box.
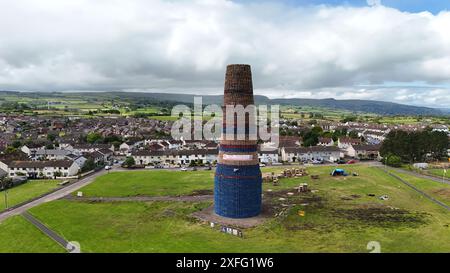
[346,160,357,164]
[105,165,111,170]
[337,159,347,164]
[181,167,187,171]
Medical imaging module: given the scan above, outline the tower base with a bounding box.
[214,164,262,218]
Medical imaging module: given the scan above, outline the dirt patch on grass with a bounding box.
[187,189,213,196]
[264,189,325,216]
[340,194,361,201]
[332,205,428,228]
[432,189,450,198]
[264,189,323,204]
[278,191,428,231]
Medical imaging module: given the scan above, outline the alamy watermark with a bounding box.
[170,97,280,147]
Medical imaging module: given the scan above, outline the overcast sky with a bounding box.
[0,0,449,108]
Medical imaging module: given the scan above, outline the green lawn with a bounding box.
[77,170,214,197]
[21,165,450,252]
[390,170,450,207]
[0,180,61,211]
[0,216,64,253]
[427,169,450,179]
[147,115,179,121]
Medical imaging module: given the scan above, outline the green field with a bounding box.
[0,165,442,252]
[77,170,214,197]
[390,170,450,207]
[427,169,450,179]
[0,216,64,253]
[3,92,449,125]
[0,180,61,211]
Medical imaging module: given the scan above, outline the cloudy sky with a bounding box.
[0,0,449,108]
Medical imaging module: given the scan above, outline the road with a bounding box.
[0,168,110,223]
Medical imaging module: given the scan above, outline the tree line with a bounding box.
[380,128,449,164]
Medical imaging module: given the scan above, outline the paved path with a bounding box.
[63,194,213,202]
[385,166,450,185]
[378,167,450,211]
[22,211,71,252]
[0,168,110,223]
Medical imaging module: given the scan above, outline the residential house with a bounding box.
[34,149,72,160]
[281,146,341,163]
[132,149,218,167]
[317,137,334,146]
[6,160,80,178]
[119,140,143,154]
[337,137,362,149]
[21,144,45,157]
[338,137,362,157]
[347,144,381,160]
[258,148,279,164]
[71,144,114,154]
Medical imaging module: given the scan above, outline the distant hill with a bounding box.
[0,91,445,116]
[103,92,443,116]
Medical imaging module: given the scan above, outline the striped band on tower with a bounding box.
[214,64,262,218]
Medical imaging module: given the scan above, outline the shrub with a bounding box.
[385,154,402,167]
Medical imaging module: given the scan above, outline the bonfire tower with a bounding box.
[214,64,262,218]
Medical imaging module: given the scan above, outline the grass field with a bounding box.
[9,165,448,253]
[77,170,214,197]
[427,169,450,179]
[0,216,64,253]
[0,180,61,211]
[390,170,450,207]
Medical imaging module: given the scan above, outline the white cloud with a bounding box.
[367,0,382,7]
[0,0,449,108]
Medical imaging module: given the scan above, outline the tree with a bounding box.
[82,159,96,172]
[348,131,359,139]
[47,132,57,142]
[53,171,62,179]
[332,128,347,142]
[427,130,448,160]
[385,154,402,167]
[123,157,136,168]
[104,135,122,144]
[86,132,103,144]
[189,160,198,167]
[5,146,17,154]
[12,140,22,149]
[311,126,323,134]
[380,129,449,164]
[0,175,12,190]
[303,131,319,147]
[0,175,12,209]
[321,131,333,138]
[341,115,357,123]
